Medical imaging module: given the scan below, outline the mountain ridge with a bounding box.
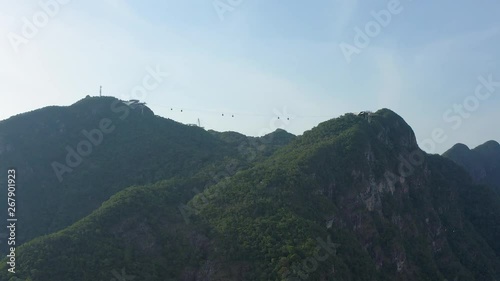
[0,96,295,246]
[443,139,500,194]
[1,106,499,280]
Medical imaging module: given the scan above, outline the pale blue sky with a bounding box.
[1,0,499,153]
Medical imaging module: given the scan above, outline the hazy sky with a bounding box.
[1,0,499,153]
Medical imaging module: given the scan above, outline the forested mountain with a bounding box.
[443,141,500,194]
[0,96,293,247]
[1,107,499,281]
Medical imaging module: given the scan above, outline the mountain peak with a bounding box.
[449,143,471,153]
[367,108,419,151]
[442,143,474,164]
[262,128,295,141]
[72,95,155,117]
[474,140,500,160]
[476,140,500,150]
[301,108,418,153]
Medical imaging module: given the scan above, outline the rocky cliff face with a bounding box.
[300,110,478,280]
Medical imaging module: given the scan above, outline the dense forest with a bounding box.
[0,98,499,280]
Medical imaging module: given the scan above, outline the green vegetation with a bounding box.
[0,103,499,280]
[0,97,293,245]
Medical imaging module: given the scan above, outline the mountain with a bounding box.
[2,108,499,281]
[0,96,294,246]
[443,140,500,194]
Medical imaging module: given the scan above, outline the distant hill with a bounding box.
[2,108,499,281]
[443,140,500,194]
